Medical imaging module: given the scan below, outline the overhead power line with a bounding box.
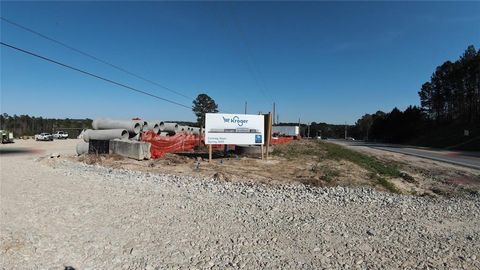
[0,41,191,109]
[226,4,273,103]
[0,16,194,100]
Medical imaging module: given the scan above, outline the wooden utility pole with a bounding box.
[273,102,276,125]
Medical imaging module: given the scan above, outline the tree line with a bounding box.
[0,112,203,138]
[0,113,92,138]
[351,45,480,149]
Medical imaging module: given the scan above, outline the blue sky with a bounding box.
[1,1,479,124]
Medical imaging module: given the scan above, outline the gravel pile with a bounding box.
[2,159,479,270]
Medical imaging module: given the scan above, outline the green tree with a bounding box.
[355,114,373,140]
[192,93,219,128]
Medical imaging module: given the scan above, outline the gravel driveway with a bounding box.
[1,140,479,269]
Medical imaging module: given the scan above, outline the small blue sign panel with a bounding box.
[255,134,262,143]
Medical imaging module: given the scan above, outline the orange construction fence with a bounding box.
[270,136,295,145]
[141,131,201,159]
[141,131,295,159]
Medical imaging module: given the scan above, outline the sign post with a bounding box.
[208,144,212,162]
[264,112,272,160]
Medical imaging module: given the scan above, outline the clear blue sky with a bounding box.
[1,1,479,124]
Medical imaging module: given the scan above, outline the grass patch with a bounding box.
[321,167,340,183]
[271,141,324,159]
[318,141,402,178]
[374,174,400,193]
[273,140,403,193]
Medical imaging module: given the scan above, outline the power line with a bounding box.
[209,3,272,106]
[1,41,191,109]
[0,16,194,101]
[226,4,273,103]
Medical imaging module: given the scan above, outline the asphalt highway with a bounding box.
[329,139,480,170]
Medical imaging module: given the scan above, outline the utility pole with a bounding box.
[277,114,279,125]
[307,122,310,138]
[273,102,276,125]
[244,101,247,114]
[298,117,301,136]
[344,121,347,140]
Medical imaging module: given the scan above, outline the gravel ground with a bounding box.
[1,140,480,269]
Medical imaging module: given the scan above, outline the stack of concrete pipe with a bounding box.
[92,119,143,137]
[76,119,139,155]
[75,118,202,155]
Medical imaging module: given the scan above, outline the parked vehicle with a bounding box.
[53,131,69,139]
[0,130,14,144]
[35,133,53,141]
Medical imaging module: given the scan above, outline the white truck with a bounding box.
[53,131,69,139]
[35,133,54,141]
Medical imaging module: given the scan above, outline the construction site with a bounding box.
[62,117,479,198]
[2,1,480,269]
[1,94,480,270]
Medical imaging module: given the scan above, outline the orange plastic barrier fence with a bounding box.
[141,132,294,159]
[141,131,201,159]
[270,136,294,145]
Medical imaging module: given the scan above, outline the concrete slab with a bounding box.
[109,139,151,160]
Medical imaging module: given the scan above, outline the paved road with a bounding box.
[329,140,480,170]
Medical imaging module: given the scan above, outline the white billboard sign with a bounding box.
[205,113,265,145]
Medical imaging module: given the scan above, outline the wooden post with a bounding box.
[265,112,272,160]
[261,145,264,160]
[208,144,212,162]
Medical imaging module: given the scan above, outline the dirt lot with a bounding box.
[75,139,480,197]
[1,139,480,269]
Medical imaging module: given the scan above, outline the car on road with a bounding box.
[53,131,69,140]
[35,133,53,141]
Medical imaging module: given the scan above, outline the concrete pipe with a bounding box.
[178,125,188,133]
[145,121,160,134]
[133,120,149,132]
[92,119,142,135]
[155,121,165,135]
[83,129,129,142]
[131,133,141,141]
[76,141,89,155]
[162,122,179,133]
[142,121,148,131]
[191,127,200,135]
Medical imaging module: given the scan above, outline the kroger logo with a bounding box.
[222,116,249,126]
